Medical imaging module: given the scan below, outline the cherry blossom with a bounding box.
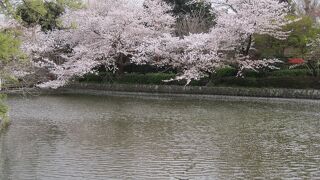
[26,0,291,87]
[134,0,290,83]
[27,0,174,88]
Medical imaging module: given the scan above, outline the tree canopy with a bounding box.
[16,0,65,31]
[254,16,320,59]
[163,0,215,36]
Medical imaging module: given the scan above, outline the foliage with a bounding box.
[291,0,320,22]
[0,94,8,119]
[215,67,237,78]
[40,1,65,31]
[137,0,289,83]
[0,94,9,132]
[1,0,319,91]
[25,0,292,88]
[0,30,22,62]
[0,0,15,17]
[113,73,177,85]
[254,16,320,58]
[212,76,320,89]
[268,69,310,77]
[214,67,311,78]
[0,13,33,132]
[16,0,65,31]
[80,72,210,86]
[303,35,320,76]
[56,0,84,9]
[0,28,30,78]
[27,0,175,88]
[163,0,215,36]
[0,19,33,89]
[163,0,207,15]
[79,69,319,89]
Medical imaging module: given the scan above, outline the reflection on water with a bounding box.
[0,94,319,179]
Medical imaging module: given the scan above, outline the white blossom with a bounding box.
[26,0,291,87]
[27,0,174,88]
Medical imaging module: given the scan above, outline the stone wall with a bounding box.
[60,83,320,99]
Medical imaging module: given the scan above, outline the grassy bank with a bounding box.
[0,94,10,133]
[0,117,10,132]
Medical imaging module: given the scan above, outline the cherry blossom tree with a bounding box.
[26,0,174,88]
[211,0,289,51]
[134,0,290,83]
[133,33,226,84]
[27,0,291,87]
[211,0,290,76]
[292,0,320,22]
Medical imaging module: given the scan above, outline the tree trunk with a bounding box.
[244,35,252,56]
[116,53,125,76]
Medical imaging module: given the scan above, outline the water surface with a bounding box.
[1,94,319,179]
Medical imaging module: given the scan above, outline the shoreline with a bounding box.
[64,83,320,100]
[3,83,320,100]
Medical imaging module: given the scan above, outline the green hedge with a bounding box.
[116,73,176,85]
[214,67,309,78]
[80,72,178,85]
[79,68,319,89]
[80,72,211,86]
[212,76,320,89]
[214,68,311,78]
[267,69,310,77]
[215,67,237,77]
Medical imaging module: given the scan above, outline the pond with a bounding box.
[0,94,319,179]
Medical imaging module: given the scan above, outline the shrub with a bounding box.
[215,67,237,77]
[212,76,320,89]
[213,77,259,87]
[0,94,10,132]
[80,72,178,85]
[268,69,310,77]
[79,70,320,89]
[16,0,65,31]
[116,73,177,85]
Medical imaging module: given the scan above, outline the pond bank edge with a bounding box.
[41,83,320,100]
[4,83,320,100]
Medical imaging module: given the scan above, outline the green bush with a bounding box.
[80,72,178,84]
[0,31,22,62]
[0,94,8,118]
[116,73,177,85]
[215,67,237,77]
[268,69,310,77]
[79,69,320,89]
[16,0,65,31]
[245,70,266,78]
[213,77,259,87]
[214,67,266,78]
[212,76,320,89]
[260,76,318,89]
[80,73,104,82]
[80,72,213,86]
[0,94,10,132]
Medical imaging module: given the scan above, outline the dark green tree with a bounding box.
[163,0,215,36]
[0,27,26,131]
[16,0,65,31]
